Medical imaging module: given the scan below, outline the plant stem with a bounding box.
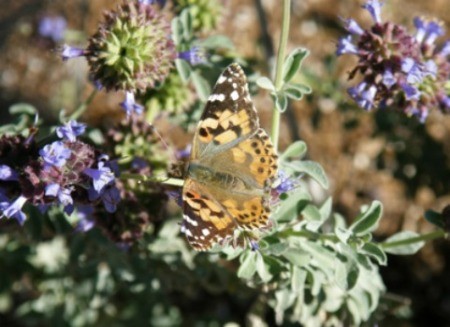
[120,173,184,187]
[68,88,98,121]
[380,230,446,249]
[270,0,291,151]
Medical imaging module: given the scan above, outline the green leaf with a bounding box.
[284,85,303,100]
[171,17,182,45]
[350,201,383,236]
[256,76,275,91]
[335,227,352,244]
[282,47,309,83]
[361,242,387,265]
[272,188,310,222]
[302,204,322,222]
[9,103,37,116]
[291,266,307,292]
[198,35,234,49]
[191,72,211,102]
[334,257,359,290]
[175,59,191,82]
[273,93,288,112]
[280,141,307,161]
[256,254,272,282]
[286,160,329,189]
[180,9,193,41]
[237,251,257,279]
[383,231,425,255]
[424,209,444,229]
[319,197,332,222]
[282,249,310,267]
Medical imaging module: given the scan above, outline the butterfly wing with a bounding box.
[182,64,278,250]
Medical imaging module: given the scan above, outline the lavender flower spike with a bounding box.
[120,92,144,116]
[336,35,358,56]
[45,183,73,207]
[178,46,206,65]
[56,120,86,142]
[61,45,86,61]
[39,141,72,168]
[362,0,383,24]
[0,165,18,181]
[83,161,115,194]
[342,18,364,35]
[0,195,27,225]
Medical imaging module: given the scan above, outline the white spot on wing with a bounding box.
[217,75,226,84]
[230,90,239,101]
[183,214,199,226]
[208,93,226,102]
[202,228,210,236]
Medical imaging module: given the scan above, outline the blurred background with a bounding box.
[1,0,450,325]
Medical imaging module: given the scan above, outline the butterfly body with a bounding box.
[181,63,278,251]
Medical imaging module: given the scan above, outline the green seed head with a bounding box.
[87,1,176,92]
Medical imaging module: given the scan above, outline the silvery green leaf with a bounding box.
[286,160,329,189]
[282,47,309,83]
[383,231,425,255]
[350,201,383,236]
[256,76,275,91]
[175,59,191,82]
[237,251,257,279]
[280,141,307,161]
[191,71,211,102]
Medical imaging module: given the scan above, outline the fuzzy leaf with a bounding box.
[273,93,288,112]
[256,76,275,91]
[280,141,307,161]
[350,201,383,236]
[361,242,387,265]
[272,188,310,222]
[282,249,310,267]
[383,231,425,255]
[199,35,234,49]
[256,254,272,282]
[286,160,329,189]
[175,59,191,82]
[237,251,257,279]
[191,71,211,102]
[282,48,309,83]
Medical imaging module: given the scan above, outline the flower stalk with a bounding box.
[270,0,291,152]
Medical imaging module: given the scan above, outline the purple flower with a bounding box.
[401,83,421,101]
[138,0,166,6]
[275,170,298,194]
[362,0,383,24]
[178,46,206,65]
[382,69,396,88]
[45,183,73,207]
[250,240,259,251]
[75,205,95,232]
[61,45,86,61]
[440,41,450,57]
[89,186,120,213]
[39,141,72,168]
[0,194,27,225]
[56,120,86,142]
[336,35,358,56]
[38,16,67,42]
[120,92,144,116]
[348,83,377,111]
[401,58,424,84]
[414,17,443,45]
[83,161,115,193]
[0,165,18,181]
[342,18,364,35]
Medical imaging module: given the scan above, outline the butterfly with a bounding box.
[181,63,278,251]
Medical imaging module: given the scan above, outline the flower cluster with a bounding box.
[337,0,450,122]
[0,120,120,225]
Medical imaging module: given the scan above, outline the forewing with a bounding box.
[190,63,259,160]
